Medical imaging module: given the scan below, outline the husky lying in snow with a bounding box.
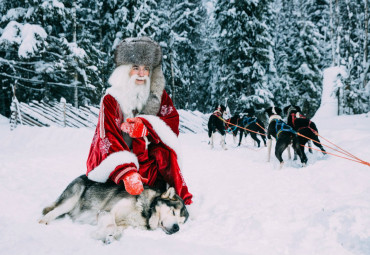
[39,175,189,243]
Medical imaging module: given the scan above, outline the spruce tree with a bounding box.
[0,0,101,113]
[214,0,274,114]
[338,0,369,114]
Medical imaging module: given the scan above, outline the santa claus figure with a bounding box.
[86,37,192,205]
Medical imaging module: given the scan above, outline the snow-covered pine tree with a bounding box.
[270,0,292,110]
[0,0,99,112]
[195,0,221,113]
[288,0,323,117]
[270,0,323,117]
[305,0,331,70]
[336,0,369,114]
[214,0,274,115]
[152,0,206,110]
[75,0,108,105]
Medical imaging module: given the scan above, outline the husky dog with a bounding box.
[229,108,266,147]
[265,107,307,168]
[39,175,189,243]
[208,104,227,150]
[283,105,326,158]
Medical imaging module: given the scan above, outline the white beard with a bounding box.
[106,65,151,120]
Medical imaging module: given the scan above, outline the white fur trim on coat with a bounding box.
[137,115,182,167]
[87,150,139,183]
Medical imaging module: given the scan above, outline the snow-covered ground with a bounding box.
[0,109,370,255]
[1,66,369,255]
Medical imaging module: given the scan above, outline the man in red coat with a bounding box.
[86,37,192,205]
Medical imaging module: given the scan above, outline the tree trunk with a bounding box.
[73,0,78,108]
[170,50,175,105]
[335,0,341,66]
[329,0,336,65]
[364,0,368,88]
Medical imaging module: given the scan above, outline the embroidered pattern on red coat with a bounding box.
[99,137,112,155]
[91,130,99,146]
[160,105,174,116]
[115,118,121,128]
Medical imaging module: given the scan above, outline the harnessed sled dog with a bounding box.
[39,175,189,244]
[283,105,326,159]
[229,109,266,147]
[208,104,228,150]
[265,107,307,168]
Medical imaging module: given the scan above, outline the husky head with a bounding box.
[265,106,283,124]
[283,105,301,116]
[148,187,189,234]
[265,106,282,117]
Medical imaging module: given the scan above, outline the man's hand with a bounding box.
[121,117,149,138]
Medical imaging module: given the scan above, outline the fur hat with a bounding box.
[109,37,165,116]
[114,37,162,68]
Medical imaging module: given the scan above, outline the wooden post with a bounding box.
[10,84,23,129]
[10,99,18,130]
[61,97,66,127]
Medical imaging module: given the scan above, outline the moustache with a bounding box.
[131,74,149,81]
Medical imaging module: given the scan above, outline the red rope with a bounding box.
[296,132,369,166]
[301,145,370,167]
[219,116,266,136]
[217,116,370,167]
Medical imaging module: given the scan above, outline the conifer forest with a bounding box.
[0,0,369,118]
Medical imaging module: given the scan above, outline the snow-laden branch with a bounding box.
[0,72,88,89]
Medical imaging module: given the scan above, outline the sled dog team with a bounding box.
[208,104,326,168]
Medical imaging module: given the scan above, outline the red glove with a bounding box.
[184,199,192,205]
[122,170,148,195]
[121,117,149,138]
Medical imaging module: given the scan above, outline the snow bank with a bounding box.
[314,66,347,120]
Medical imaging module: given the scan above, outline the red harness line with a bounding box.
[302,145,370,166]
[218,116,266,136]
[291,113,368,165]
[218,115,370,167]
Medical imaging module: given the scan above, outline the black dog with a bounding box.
[265,107,307,168]
[283,105,326,156]
[208,104,227,150]
[229,109,266,147]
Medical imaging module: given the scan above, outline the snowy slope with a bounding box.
[0,110,370,255]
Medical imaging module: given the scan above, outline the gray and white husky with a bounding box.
[39,175,189,243]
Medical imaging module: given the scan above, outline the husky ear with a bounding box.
[283,106,290,115]
[161,187,176,199]
[275,107,282,115]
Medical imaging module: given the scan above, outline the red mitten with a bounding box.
[120,117,149,138]
[122,171,144,195]
[184,199,193,205]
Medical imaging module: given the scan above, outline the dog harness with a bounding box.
[275,119,296,138]
[242,116,257,127]
[212,109,223,117]
[290,113,316,134]
[223,117,237,133]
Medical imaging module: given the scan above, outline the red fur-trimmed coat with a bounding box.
[86,90,192,204]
